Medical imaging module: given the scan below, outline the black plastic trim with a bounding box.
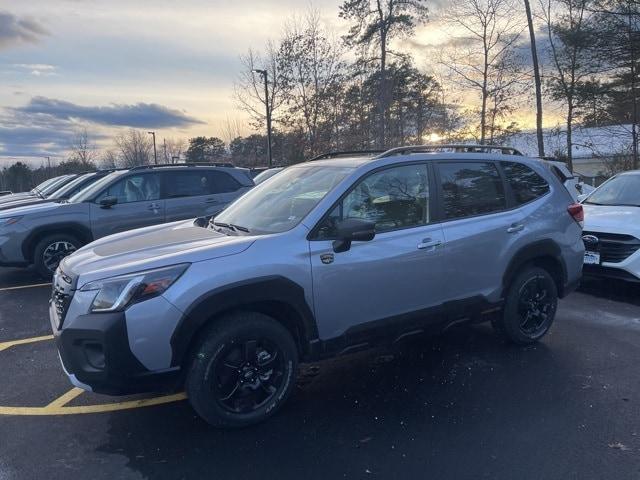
[170,276,319,365]
[57,311,180,395]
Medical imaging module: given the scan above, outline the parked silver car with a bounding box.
[51,145,584,427]
[0,164,253,276]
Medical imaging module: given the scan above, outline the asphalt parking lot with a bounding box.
[0,268,639,480]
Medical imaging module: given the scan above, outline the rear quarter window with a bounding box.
[502,162,550,205]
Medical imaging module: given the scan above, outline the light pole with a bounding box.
[148,131,158,165]
[251,68,273,168]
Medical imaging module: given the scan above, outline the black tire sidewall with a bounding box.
[186,312,298,428]
[501,266,558,345]
[33,233,81,278]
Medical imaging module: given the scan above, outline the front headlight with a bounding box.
[80,264,189,312]
[0,216,21,227]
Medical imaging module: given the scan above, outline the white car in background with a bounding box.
[581,170,640,282]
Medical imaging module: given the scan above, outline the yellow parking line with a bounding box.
[0,333,189,415]
[0,335,54,352]
[45,387,84,409]
[0,282,51,292]
[0,392,188,416]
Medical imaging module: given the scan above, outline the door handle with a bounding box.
[205,198,220,204]
[148,203,160,210]
[417,238,443,250]
[507,223,524,233]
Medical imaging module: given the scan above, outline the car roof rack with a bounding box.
[130,162,235,171]
[378,144,524,157]
[308,150,386,161]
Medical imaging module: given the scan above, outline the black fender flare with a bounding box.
[502,239,568,297]
[170,276,318,366]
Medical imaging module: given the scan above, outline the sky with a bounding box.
[0,0,550,166]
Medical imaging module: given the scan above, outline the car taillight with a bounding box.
[567,203,584,227]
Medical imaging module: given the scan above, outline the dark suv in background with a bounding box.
[0,163,253,276]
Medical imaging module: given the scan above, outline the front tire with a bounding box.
[494,266,558,345]
[186,311,298,428]
[33,233,82,278]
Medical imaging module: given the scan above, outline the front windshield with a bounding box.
[31,176,59,194]
[40,175,74,196]
[253,168,284,185]
[584,174,640,207]
[69,171,126,203]
[49,173,96,199]
[214,165,353,234]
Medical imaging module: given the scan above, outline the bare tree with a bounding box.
[440,0,526,143]
[69,127,98,166]
[99,149,119,169]
[542,0,599,171]
[162,138,187,163]
[234,44,287,131]
[278,9,346,156]
[339,0,429,147]
[220,116,246,147]
[114,129,153,167]
[524,0,545,156]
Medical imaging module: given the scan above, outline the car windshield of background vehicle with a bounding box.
[213,165,353,234]
[69,171,127,203]
[584,174,640,207]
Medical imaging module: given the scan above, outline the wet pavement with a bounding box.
[0,268,639,479]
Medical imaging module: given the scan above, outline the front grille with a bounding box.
[52,269,75,329]
[583,231,640,263]
[53,286,71,326]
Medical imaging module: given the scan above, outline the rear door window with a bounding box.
[165,171,212,198]
[437,162,506,220]
[208,171,242,193]
[502,161,550,205]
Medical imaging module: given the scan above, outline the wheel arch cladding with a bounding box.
[502,240,568,298]
[170,276,319,367]
[23,223,93,262]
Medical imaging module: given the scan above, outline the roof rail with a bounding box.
[378,144,524,157]
[308,150,386,161]
[130,162,235,171]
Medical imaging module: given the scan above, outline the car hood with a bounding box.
[0,192,37,205]
[583,204,640,235]
[60,220,256,286]
[0,201,62,218]
[0,197,55,211]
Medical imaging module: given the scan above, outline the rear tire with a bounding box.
[33,233,82,278]
[186,311,298,428]
[494,266,558,345]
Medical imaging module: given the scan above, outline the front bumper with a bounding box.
[51,305,181,396]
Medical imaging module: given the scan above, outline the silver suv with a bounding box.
[50,146,585,428]
[0,164,253,276]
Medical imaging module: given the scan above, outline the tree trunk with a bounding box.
[525,0,545,157]
[566,102,574,172]
[379,32,387,149]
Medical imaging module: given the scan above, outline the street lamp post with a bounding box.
[148,131,158,165]
[251,68,273,168]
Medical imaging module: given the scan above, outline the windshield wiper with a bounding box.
[230,224,250,233]
[213,221,235,231]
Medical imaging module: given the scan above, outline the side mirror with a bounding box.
[332,218,376,253]
[99,196,118,209]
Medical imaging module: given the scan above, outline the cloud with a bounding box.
[12,63,57,76]
[14,96,205,128]
[0,11,48,50]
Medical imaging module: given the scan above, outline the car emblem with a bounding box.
[582,234,599,245]
[320,253,334,265]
